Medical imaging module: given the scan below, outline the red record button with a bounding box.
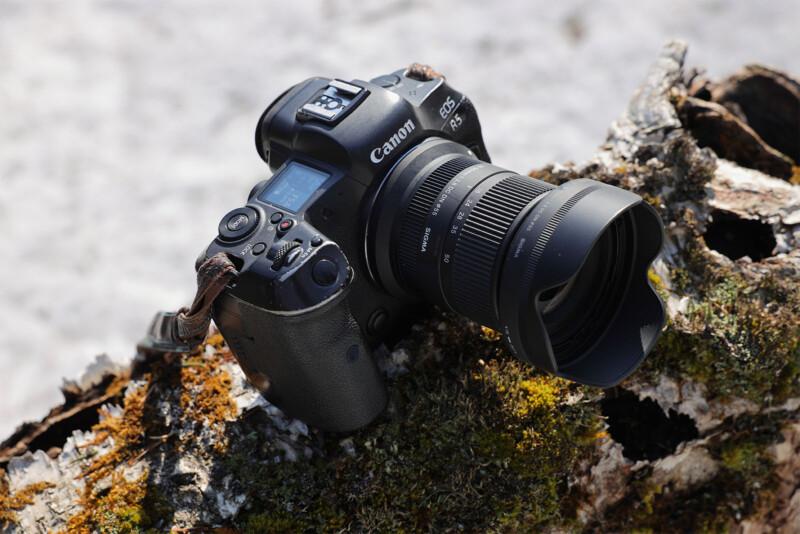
[277,219,294,233]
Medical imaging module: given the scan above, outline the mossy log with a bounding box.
[2,41,799,533]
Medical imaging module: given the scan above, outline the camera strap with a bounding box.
[137,253,238,355]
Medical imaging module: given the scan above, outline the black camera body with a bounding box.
[203,69,486,431]
[201,67,666,432]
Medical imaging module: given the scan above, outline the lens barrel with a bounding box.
[367,138,666,387]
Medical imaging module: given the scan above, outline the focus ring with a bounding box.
[396,156,479,291]
[451,176,555,328]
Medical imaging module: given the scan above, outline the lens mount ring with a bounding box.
[366,138,476,299]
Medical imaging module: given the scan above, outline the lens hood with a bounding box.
[498,179,666,387]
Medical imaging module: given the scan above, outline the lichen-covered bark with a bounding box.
[1,41,799,533]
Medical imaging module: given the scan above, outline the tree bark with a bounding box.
[2,40,799,533]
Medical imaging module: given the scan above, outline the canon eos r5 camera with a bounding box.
[200,66,666,432]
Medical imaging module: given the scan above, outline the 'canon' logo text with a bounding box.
[370,119,415,163]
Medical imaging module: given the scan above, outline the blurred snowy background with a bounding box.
[1,0,798,439]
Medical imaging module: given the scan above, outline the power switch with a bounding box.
[271,242,301,270]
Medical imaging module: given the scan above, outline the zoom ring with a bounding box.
[451,176,555,328]
[396,156,479,291]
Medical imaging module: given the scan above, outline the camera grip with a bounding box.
[213,288,388,432]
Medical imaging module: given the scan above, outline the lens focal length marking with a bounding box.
[411,161,492,310]
[443,175,555,328]
[396,156,478,296]
[438,173,508,316]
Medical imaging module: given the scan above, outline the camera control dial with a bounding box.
[218,207,259,241]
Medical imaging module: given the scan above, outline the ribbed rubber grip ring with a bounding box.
[450,176,555,328]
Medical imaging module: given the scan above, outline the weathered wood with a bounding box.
[2,41,799,533]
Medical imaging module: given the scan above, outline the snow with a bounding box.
[1,0,798,439]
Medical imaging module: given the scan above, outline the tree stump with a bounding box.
[2,40,799,533]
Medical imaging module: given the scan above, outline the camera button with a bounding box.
[252,242,266,256]
[312,259,338,286]
[218,207,258,241]
[311,235,323,247]
[277,219,294,234]
[270,212,283,224]
[370,74,400,88]
[227,215,247,231]
[367,308,389,335]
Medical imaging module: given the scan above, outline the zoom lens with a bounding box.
[367,138,666,387]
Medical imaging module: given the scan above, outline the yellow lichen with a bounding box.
[0,470,55,528]
[513,378,560,418]
[179,335,237,451]
[791,165,800,186]
[477,359,597,472]
[59,333,240,531]
[64,377,152,533]
[480,326,502,341]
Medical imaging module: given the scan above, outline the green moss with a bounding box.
[634,478,662,516]
[643,267,800,402]
[600,410,784,533]
[223,313,600,532]
[720,441,762,473]
[93,491,166,534]
[244,510,309,534]
[632,133,718,207]
[670,266,692,293]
